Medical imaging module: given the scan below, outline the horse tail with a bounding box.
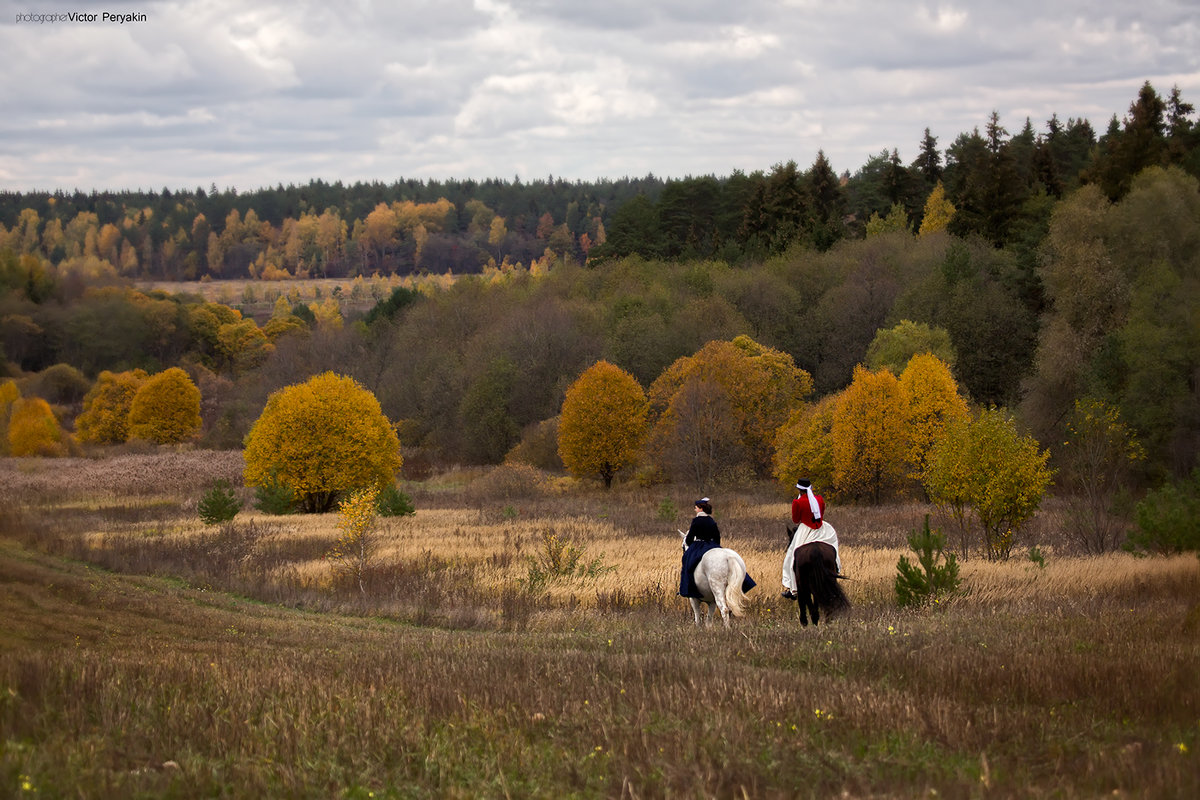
[723,553,748,617]
[815,561,850,615]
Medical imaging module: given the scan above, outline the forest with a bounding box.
[1,80,1198,507]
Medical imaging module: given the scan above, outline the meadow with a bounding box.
[1,451,1198,798]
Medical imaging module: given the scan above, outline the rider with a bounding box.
[679,497,721,599]
[781,479,841,599]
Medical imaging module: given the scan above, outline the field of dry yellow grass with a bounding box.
[2,451,1198,798]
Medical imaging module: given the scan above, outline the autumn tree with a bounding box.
[923,407,1053,560]
[243,372,402,513]
[918,181,955,236]
[831,365,907,502]
[557,360,648,488]
[127,367,202,444]
[772,394,837,496]
[648,336,812,480]
[897,354,969,484]
[74,369,149,444]
[8,396,68,457]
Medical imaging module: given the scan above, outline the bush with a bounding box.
[8,396,68,457]
[199,479,243,525]
[522,528,614,593]
[1124,470,1200,556]
[127,367,202,444]
[377,484,415,517]
[243,372,402,513]
[895,515,961,607]
[254,469,296,515]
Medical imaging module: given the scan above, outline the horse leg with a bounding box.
[716,594,731,629]
[689,598,704,626]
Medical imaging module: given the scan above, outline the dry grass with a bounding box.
[2,452,1199,798]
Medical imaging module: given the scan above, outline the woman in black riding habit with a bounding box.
[679,497,721,598]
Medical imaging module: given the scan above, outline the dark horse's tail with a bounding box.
[810,560,850,615]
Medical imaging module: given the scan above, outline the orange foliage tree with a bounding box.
[557,360,648,488]
[243,372,402,513]
[127,367,202,444]
[648,335,812,480]
[832,365,907,502]
[74,369,148,444]
[8,396,68,457]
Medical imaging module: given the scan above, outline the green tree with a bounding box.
[557,360,648,488]
[198,479,243,525]
[461,357,520,464]
[127,367,202,444]
[895,515,961,607]
[866,320,957,375]
[924,408,1054,560]
[243,372,402,513]
[1060,399,1146,553]
[1125,469,1200,556]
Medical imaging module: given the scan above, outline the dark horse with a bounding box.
[792,541,850,626]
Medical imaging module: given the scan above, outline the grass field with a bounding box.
[2,453,1198,798]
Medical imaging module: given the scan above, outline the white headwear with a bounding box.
[796,480,821,521]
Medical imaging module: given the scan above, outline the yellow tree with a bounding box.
[217,319,274,375]
[772,394,838,496]
[898,353,969,483]
[558,360,648,488]
[74,369,149,444]
[924,408,1054,560]
[127,367,202,444]
[8,396,68,457]
[831,365,907,502]
[243,372,402,513]
[918,181,955,236]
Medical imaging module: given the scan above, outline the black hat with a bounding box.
[795,479,812,490]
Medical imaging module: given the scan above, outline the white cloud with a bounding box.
[0,0,1197,190]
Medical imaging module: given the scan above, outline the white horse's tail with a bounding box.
[723,552,748,617]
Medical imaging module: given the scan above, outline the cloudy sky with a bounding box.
[2,0,1198,192]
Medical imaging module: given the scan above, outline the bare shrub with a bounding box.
[469,463,550,502]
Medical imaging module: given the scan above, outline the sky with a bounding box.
[2,0,1198,193]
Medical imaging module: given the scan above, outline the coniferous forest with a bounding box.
[2,80,1199,494]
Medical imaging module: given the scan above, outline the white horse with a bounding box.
[679,530,750,628]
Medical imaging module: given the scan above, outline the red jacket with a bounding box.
[792,494,826,529]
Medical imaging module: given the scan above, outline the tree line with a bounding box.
[1,82,1198,524]
[3,82,1198,282]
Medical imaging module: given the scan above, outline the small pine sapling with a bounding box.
[199,479,243,525]
[376,484,415,517]
[895,515,961,607]
[253,468,296,515]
